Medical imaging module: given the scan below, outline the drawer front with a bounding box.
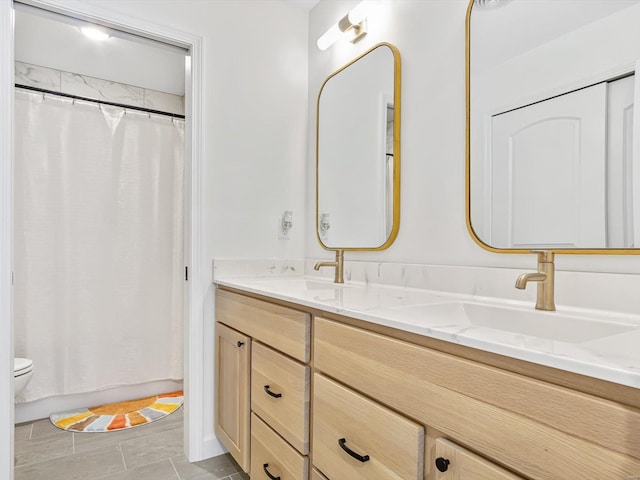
[433,438,523,480]
[216,288,310,362]
[251,413,309,480]
[312,374,424,480]
[252,342,310,454]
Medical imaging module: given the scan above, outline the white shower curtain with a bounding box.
[13,89,184,402]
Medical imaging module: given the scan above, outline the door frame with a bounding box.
[1,1,208,477]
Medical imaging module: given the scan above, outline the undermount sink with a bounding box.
[405,302,637,343]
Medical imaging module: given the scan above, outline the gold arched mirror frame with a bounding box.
[466,0,640,255]
[316,42,401,252]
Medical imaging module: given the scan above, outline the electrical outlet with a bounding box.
[278,216,290,240]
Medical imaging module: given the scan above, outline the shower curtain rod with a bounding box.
[15,84,186,119]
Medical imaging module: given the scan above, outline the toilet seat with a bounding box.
[14,358,33,377]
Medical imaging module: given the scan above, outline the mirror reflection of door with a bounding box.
[384,102,394,240]
[489,83,607,248]
[487,76,635,249]
[468,0,640,251]
[608,74,636,247]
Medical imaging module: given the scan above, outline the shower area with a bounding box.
[13,4,187,422]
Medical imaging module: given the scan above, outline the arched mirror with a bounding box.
[467,0,640,253]
[317,42,401,250]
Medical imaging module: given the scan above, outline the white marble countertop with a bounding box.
[214,275,640,389]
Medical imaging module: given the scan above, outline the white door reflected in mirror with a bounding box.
[468,0,640,250]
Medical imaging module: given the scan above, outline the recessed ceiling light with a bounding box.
[80,26,110,41]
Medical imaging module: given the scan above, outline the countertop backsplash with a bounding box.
[212,257,640,320]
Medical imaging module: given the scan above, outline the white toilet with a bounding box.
[14,358,33,396]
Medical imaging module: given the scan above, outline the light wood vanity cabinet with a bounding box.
[314,316,640,480]
[215,289,311,477]
[216,288,640,480]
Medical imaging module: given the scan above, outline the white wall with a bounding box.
[472,4,640,116]
[306,0,640,278]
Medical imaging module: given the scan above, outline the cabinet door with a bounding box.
[215,322,251,472]
[433,438,522,480]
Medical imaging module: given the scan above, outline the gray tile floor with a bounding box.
[14,409,248,480]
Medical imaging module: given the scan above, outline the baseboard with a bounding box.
[15,379,183,424]
[200,433,226,462]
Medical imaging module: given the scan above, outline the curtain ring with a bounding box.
[148,112,151,119]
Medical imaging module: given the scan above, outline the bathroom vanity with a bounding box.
[214,278,640,480]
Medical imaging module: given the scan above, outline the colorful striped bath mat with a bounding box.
[50,390,183,432]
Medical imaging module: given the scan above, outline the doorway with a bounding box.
[0,1,206,478]
[14,2,187,422]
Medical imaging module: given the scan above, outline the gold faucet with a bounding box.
[515,251,555,311]
[314,249,344,284]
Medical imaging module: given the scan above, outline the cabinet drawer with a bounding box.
[252,342,310,454]
[433,438,523,480]
[251,413,309,480]
[312,374,424,480]
[216,288,310,362]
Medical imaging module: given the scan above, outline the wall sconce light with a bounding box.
[317,1,368,51]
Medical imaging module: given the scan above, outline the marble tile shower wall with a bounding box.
[15,61,184,115]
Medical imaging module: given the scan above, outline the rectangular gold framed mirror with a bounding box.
[466,0,640,254]
[316,42,401,251]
